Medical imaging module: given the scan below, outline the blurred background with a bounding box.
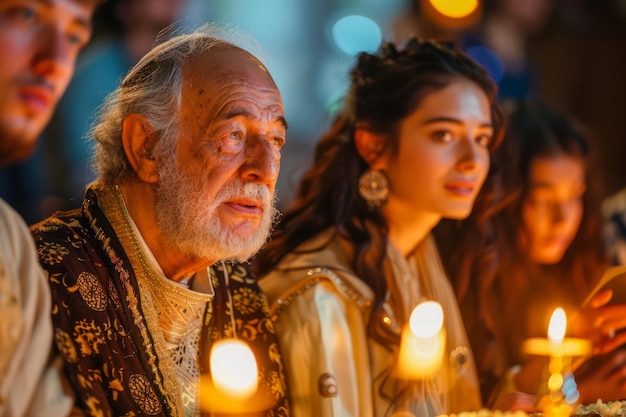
[2,0,625,224]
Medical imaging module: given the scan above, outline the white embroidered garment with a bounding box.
[128,209,214,417]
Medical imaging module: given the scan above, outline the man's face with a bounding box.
[0,0,94,165]
[155,47,287,262]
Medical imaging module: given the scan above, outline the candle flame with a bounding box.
[210,339,258,398]
[409,301,444,338]
[548,308,566,344]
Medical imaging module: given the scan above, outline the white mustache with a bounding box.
[213,181,271,207]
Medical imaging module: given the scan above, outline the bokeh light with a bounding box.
[429,0,478,18]
[332,15,382,55]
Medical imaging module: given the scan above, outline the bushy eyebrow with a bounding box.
[222,109,288,130]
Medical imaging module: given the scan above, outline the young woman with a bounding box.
[439,100,626,407]
[254,39,504,417]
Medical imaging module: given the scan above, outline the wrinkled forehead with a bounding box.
[178,45,284,130]
[183,46,277,92]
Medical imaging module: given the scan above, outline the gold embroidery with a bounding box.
[83,395,102,416]
[270,267,372,320]
[77,272,108,311]
[233,286,264,315]
[109,279,122,310]
[37,241,69,265]
[80,182,290,416]
[136,271,211,417]
[128,374,163,415]
[92,182,184,416]
[267,343,287,401]
[73,319,105,355]
[54,328,78,363]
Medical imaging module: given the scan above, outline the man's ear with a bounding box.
[354,128,387,169]
[122,113,159,184]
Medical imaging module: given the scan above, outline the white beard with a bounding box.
[154,157,277,262]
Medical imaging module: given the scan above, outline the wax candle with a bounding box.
[523,308,592,417]
[523,308,592,358]
[396,300,446,379]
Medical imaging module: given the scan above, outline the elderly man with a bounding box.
[31,31,290,416]
[0,0,98,416]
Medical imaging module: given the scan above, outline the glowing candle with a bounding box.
[210,339,258,399]
[548,308,566,346]
[396,301,446,379]
[523,308,591,358]
[523,308,592,417]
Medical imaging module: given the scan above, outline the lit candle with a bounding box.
[210,339,258,399]
[549,308,566,345]
[523,308,592,417]
[523,308,592,358]
[396,301,446,379]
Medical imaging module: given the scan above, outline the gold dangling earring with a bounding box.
[358,168,389,208]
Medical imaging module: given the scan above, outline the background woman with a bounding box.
[254,39,504,417]
[439,99,626,407]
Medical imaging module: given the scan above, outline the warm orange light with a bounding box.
[397,301,446,379]
[409,300,443,338]
[548,308,566,345]
[429,0,478,18]
[210,339,258,399]
[523,307,591,357]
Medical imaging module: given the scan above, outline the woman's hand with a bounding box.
[572,289,626,354]
[574,349,626,403]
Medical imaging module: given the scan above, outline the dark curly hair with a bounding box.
[439,99,607,403]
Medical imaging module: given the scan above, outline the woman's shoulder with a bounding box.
[261,266,375,332]
[258,233,374,317]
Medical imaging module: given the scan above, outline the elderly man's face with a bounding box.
[155,47,286,262]
[0,0,95,165]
